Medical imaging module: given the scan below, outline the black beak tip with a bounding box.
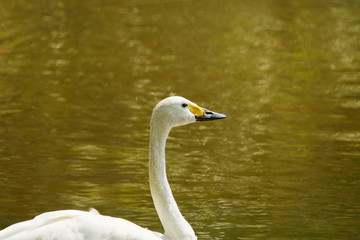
[196,111,228,121]
[217,113,228,119]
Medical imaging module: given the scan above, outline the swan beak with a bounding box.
[195,107,227,121]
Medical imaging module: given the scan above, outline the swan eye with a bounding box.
[181,103,188,108]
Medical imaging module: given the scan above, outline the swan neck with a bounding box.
[149,123,196,240]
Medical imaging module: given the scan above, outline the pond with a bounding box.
[0,0,359,239]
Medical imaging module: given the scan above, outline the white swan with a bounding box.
[0,96,227,240]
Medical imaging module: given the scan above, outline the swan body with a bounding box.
[0,96,227,240]
[0,210,164,240]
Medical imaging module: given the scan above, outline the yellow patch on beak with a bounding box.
[188,103,204,117]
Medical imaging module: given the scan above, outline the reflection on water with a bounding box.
[0,0,359,239]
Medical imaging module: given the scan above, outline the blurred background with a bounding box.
[0,0,359,239]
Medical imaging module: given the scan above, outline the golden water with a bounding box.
[0,0,359,239]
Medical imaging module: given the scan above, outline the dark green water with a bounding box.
[0,0,359,239]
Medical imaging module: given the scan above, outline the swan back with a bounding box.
[0,210,164,240]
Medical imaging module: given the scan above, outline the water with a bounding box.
[0,0,359,239]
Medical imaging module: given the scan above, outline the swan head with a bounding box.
[151,96,227,129]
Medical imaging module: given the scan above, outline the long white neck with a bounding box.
[149,121,196,240]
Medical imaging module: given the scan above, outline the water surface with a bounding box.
[0,0,359,239]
